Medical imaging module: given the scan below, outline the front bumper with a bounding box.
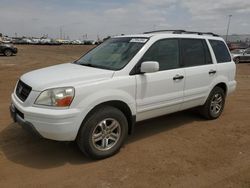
[11,93,82,141]
[10,104,42,137]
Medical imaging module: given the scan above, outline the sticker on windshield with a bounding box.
[130,38,148,43]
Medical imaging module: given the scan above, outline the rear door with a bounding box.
[180,38,217,110]
[135,38,185,121]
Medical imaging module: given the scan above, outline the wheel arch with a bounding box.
[78,100,136,138]
[214,82,227,95]
[4,47,13,52]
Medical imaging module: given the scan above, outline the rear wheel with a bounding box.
[200,87,225,120]
[77,106,128,159]
[4,49,13,56]
[234,57,240,64]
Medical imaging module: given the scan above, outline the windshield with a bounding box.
[74,37,148,70]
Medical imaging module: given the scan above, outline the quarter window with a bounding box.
[141,39,180,71]
[209,40,231,63]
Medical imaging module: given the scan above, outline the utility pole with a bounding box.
[225,15,232,42]
[60,27,62,39]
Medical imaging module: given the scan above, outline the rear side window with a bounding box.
[209,40,231,63]
[181,39,211,67]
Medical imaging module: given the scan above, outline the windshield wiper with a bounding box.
[75,60,115,70]
[75,59,96,68]
[81,63,98,68]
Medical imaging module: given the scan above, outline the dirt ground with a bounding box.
[0,45,250,188]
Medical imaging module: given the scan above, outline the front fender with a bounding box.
[72,89,136,139]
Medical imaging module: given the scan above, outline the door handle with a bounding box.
[209,70,217,75]
[173,75,184,80]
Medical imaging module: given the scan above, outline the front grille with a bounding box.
[15,80,32,102]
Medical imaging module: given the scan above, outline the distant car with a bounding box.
[0,43,18,56]
[71,40,82,45]
[227,42,248,51]
[231,48,250,63]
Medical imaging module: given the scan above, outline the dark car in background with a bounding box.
[0,43,18,56]
[231,48,250,63]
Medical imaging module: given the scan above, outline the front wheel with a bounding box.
[200,87,226,120]
[77,106,128,159]
[4,49,13,56]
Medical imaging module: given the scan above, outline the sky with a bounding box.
[0,0,250,40]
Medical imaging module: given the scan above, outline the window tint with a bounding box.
[209,40,231,63]
[142,39,179,71]
[181,39,208,67]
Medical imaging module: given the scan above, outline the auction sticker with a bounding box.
[130,38,148,43]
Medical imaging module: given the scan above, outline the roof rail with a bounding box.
[143,30,186,34]
[184,31,220,37]
[143,30,219,37]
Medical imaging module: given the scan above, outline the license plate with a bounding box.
[10,103,17,122]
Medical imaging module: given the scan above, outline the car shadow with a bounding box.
[0,54,16,57]
[0,123,93,168]
[0,109,205,169]
[128,109,205,143]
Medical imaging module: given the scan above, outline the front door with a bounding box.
[135,38,185,121]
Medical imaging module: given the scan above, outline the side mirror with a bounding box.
[140,61,159,74]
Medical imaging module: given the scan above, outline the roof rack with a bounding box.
[143,30,219,37]
[143,30,186,34]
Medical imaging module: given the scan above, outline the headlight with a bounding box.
[35,87,75,107]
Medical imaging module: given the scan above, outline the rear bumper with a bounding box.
[12,48,18,54]
[228,80,237,95]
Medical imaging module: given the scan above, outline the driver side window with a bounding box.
[141,39,180,71]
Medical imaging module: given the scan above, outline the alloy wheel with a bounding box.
[210,93,223,115]
[91,118,121,151]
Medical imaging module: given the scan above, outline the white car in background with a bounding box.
[10,30,236,159]
[231,48,250,63]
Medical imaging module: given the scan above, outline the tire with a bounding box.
[200,87,226,120]
[234,57,240,64]
[77,106,128,159]
[4,49,13,56]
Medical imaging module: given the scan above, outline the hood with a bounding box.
[21,63,114,91]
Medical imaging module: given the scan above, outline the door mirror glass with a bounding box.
[140,61,159,73]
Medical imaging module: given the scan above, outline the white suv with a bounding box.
[10,30,236,159]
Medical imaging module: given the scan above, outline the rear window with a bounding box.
[209,40,231,63]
